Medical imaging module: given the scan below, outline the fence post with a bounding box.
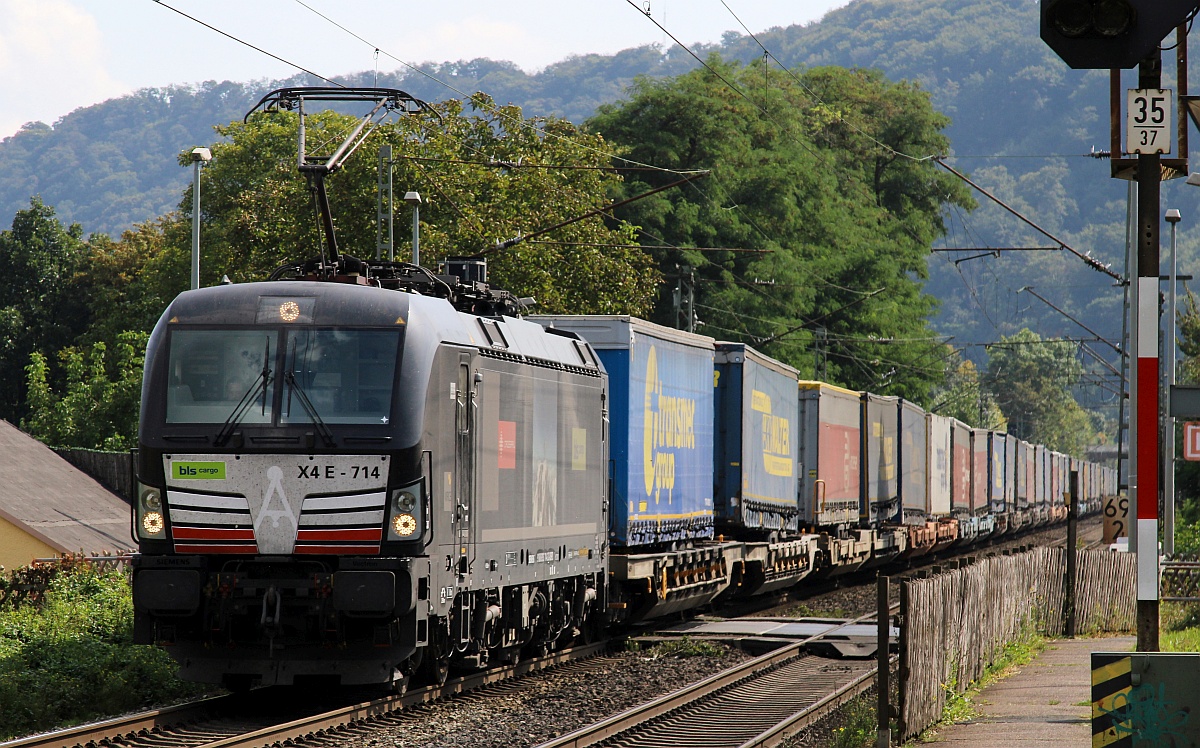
[1064,470,1079,637]
[878,574,891,748]
[897,577,910,741]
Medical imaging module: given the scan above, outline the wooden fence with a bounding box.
[898,547,1135,740]
[53,447,135,504]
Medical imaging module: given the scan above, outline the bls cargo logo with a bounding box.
[751,390,792,477]
[643,345,697,504]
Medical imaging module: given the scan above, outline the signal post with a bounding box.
[1042,0,1200,651]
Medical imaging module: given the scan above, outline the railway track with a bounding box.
[533,612,891,748]
[2,641,611,748]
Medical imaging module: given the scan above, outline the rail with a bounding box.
[534,608,896,748]
[4,641,610,748]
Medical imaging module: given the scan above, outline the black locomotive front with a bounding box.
[132,281,430,688]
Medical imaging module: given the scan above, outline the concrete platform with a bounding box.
[926,636,1135,745]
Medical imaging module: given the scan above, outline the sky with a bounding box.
[0,0,848,139]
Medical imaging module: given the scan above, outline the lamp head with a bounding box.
[1167,208,1182,224]
[403,191,422,206]
[191,147,212,162]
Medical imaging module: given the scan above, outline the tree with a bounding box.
[984,328,1094,454]
[183,94,660,315]
[72,217,189,346]
[587,58,974,402]
[22,331,147,450]
[929,350,1006,428]
[0,198,89,422]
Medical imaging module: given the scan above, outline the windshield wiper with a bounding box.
[215,338,272,448]
[286,339,336,448]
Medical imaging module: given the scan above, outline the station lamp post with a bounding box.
[1166,208,1181,557]
[190,147,212,290]
[404,191,422,267]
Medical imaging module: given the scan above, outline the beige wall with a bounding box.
[0,513,58,571]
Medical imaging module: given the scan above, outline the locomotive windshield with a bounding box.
[164,327,400,426]
[281,329,399,425]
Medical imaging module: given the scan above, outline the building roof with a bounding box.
[0,420,132,556]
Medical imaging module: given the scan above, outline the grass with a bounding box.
[830,696,879,748]
[909,631,1046,745]
[0,562,208,740]
[1160,602,1200,652]
[624,636,730,658]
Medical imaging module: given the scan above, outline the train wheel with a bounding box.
[423,654,450,686]
[391,672,411,696]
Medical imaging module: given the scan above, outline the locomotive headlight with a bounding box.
[392,513,417,537]
[142,511,165,535]
[141,487,162,512]
[394,490,417,513]
[135,482,167,540]
[387,483,423,541]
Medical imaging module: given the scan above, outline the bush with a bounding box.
[0,562,207,740]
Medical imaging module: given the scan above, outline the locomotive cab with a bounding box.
[132,282,430,688]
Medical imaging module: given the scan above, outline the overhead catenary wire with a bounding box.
[151,1,345,87]
[933,158,1121,282]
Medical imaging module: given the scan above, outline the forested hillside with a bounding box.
[0,0,1184,414]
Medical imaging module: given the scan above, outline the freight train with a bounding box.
[128,87,1114,691]
[129,275,1111,690]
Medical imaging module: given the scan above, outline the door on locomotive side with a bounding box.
[453,352,476,581]
[470,320,607,589]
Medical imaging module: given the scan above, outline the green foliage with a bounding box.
[624,637,729,658]
[0,562,205,740]
[830,696,879,748]
[588,59,973,401]
[187,95,659,314]
[918,632,1044,742]
[929,352,1006,429]
[984,329,1095,454]
[22,331,147,450]
[0,82,278,237]
[0,198,90,423]
[74,218,190,345]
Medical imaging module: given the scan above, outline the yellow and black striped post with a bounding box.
[1091,653,1133,748]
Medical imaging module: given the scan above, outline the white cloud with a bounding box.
[0,0,125,137]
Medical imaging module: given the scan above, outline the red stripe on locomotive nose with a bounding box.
[296,528,384,541]
[173,543,259,554]
[295,545,382,554]
[172,526,256,541]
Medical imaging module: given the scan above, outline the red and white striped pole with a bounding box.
[1130,55,1161,652]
